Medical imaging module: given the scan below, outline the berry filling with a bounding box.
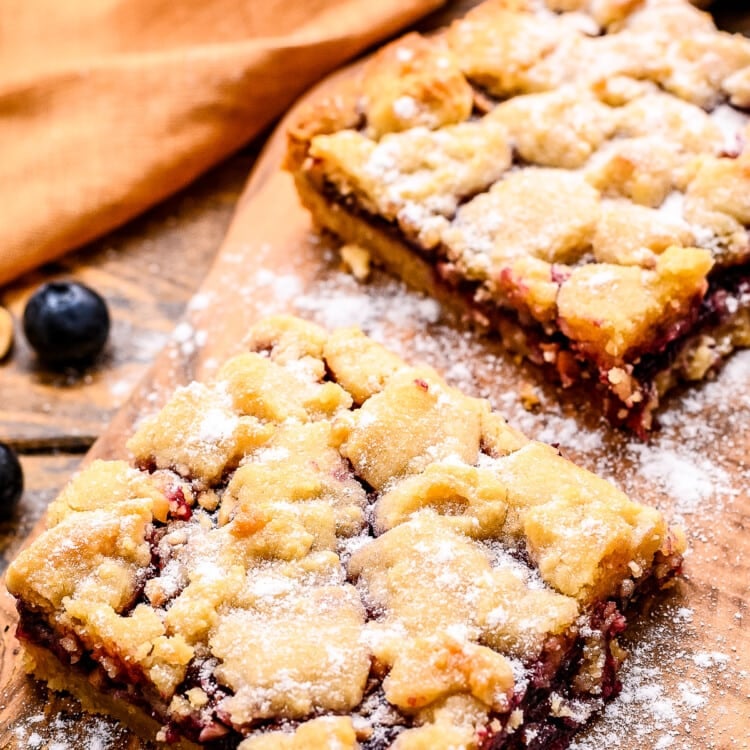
[310,174,750,436]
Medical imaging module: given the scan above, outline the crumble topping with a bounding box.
[308,118,512,248]
[488,87,618,170]
[446,168,601,267]
[361,33,473,139]
[127,380,273,487]
[614,92,723,154]
[724,67,750,109]
[340,243,373,282]
[210,583,370,722]
[584,134,692,208]
[46,459,170,527]
[684,149,750,264]
[556,246,713,365]
[374,461,513,538]
[338,366,489,489]
[7,316,685,748]
[543,0,642,29]
[591,200,694,267]
[291,0,750,433]
[238,717,358,749]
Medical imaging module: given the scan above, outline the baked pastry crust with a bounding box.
[287,0,750,435]
[8,316,685,748]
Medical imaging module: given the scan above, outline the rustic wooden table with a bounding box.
[0,145,261,577]
[0,1,748,748]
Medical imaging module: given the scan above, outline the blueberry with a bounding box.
[0,442,23,518]
[23,281,110,365]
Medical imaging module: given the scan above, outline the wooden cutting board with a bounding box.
[2,11,750,750]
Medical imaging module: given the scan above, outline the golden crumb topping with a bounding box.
[238,717,358,750]
[7,314,685,746]
[294,0,750,410]
[361,33,473,139]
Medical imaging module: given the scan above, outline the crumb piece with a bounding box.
[519,382,541,412]
[340,243,372,282]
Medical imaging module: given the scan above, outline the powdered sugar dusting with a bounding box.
[392,95,419,120]
[13,714,123,749]
[295,276,441,336]
[9,252,750,747]
[285,254,750,747]
[710,103,748,154]
[198,404,239,444]
[569,597,747,750]
[254,268,304,302]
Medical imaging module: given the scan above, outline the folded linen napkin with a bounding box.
[0,0,446,286]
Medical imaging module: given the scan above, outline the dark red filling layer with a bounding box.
[634,269,750,384]
[621,269,750,435]
[13,597,631,749]
[14,601,242,747]
[12,423,685,747]
[481,602,626,750]
[312,176,750,435]
[14,526,684,749]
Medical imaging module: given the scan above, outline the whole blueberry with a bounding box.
[23,281,110,365]
[0,442,23,517]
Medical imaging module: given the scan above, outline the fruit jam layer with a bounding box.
[12,437,684,749]
[307,175,750,434]
[15,525,685,750]
[14,599,626,749]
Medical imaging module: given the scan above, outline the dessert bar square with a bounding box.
[286,0,750,435]
[7,316,685,748]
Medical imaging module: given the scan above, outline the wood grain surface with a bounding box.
[2,2,750,748]
[0,147,257,452]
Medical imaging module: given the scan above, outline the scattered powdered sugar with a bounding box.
[692,651,730,670]
[678,681,708,711]
[629,444,724,514]
[392,95,419,120]
[110,316,167,360]
[13,714,123,749]
[247,573,295,599]
[199,404,239,444]
[171,320,208,358]
[187,290,215,312]
[252,445,291,464]
[394,45,414,62]
[13,226,750,746]
[516,411,605,455]
[107,374,140,400]
[659,190,687,224]
[569,599,744,750]
[580,267,621,289]
[710,103,749,154]
[295,278,441,336]
[337,530,374,564]
[253,268,304,303]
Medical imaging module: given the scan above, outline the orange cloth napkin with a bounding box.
[0,0,446,286]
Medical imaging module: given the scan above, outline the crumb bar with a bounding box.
[286,0,750,435]
[7,316,685,748]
